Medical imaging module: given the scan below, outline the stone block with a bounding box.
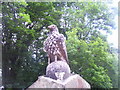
[27,74,91,89]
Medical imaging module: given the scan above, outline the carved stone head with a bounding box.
[48,24,59,33]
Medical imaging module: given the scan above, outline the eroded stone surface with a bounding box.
[46,61,71,80]
[27,74,91,89]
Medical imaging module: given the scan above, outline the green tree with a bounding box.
[2,2,63,88]
[62,2,117,88]
[66,29,113,88]
[2,1,118,89]
[2,2,36,88]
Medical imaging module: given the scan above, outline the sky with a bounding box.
[106,0,119,49]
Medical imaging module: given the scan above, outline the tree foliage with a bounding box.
[2,2,36,88]
[60,2,117,88]
[66,28,115,88]
[2,1,118,89]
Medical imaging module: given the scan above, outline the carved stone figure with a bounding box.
[46,61,71,80]
[43,24,69,64]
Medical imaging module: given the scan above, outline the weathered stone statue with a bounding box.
[27,25,91,89]
[43,24,69,64]
[43,24,70,80]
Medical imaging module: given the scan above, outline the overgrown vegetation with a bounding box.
[2,1,118,89]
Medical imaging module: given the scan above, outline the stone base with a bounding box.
[27,74,91,89]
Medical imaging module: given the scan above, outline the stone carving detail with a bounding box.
[43,24,69,64]
[46,61,71,80]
